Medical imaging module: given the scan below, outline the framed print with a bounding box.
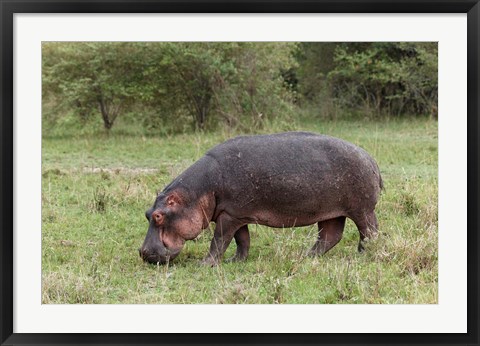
[1,1,479,345]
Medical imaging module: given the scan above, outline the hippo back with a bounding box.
[206,132,382,226]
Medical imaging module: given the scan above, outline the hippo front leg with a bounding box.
[202,213,245,266]
[226,225,250,262]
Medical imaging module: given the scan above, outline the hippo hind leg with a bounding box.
[308,216,346,256]
[351,210,379,253]
[226,225,250,262]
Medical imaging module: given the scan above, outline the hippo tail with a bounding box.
[373,159,384,192]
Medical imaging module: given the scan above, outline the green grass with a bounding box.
[42,116,438,304]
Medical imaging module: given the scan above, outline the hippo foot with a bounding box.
[201,256,220,267]
[358,235,375,253]
[358,241,365,253]
[307,249,325,257]
[307,244,330,257]
[226,253,248,263]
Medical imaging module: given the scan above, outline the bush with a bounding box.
[327,42,437,117]
[295,42,437,118]
[42,42,298,133]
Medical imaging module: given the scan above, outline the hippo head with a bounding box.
[139,191,210,264]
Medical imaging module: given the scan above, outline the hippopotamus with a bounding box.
[139,131,383,266]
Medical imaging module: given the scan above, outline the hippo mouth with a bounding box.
[140,222,182,264]
[139,247,181,265]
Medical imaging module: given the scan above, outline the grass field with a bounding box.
[42,116,438,304]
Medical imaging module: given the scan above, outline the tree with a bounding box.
[42,42,157,131]
[327,42,438,116]
[155,42,298,130]
[43,42,298,132]
[155,43,227,130]
[293,42,438,117]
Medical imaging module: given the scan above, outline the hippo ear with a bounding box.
[166,193,182,207]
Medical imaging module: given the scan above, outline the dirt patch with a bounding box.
[82,167,159,175]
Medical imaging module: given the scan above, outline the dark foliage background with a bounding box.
[42,42,437,134]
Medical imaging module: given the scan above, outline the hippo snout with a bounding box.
[139,245,179,264]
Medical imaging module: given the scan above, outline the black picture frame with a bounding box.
[1,1,478,345]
